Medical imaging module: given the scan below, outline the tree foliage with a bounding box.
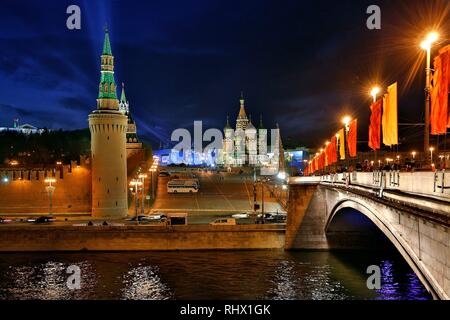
[0,129,90,165]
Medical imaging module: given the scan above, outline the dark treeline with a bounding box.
[0,129,91,165]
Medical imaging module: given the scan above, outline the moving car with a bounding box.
[210,218,237,226]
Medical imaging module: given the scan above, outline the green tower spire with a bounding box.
[97,27,118,110]
[120,82,127,103]
[102,26,112,55]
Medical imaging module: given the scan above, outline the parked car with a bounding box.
[0,217,12,224]
[231,213,250,219]
[147,213,167,221]
[210,218,237,226]
[30,216,55,224]
[257,212,287,223]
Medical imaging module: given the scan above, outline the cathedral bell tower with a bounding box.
[88,27,128,218]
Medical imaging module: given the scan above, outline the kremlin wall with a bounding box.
[0,158,91,214]
[0,150,146,215]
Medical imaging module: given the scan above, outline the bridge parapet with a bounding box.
[290,171,450,203]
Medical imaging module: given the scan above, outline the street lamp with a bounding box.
[370,86,381,103]
[342,116,352,129]
[341,115,352,170]
[129,179,142,222]
[420,32,439,154]
[44,177,56,215]
[411,151,416,160]
[138,173,147,214]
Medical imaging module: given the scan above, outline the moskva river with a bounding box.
[0,250,431,300]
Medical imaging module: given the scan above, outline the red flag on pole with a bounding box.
[431,45,450,135]
[328,136,337,164]
[368,99,382,150]
[348,119,357,157]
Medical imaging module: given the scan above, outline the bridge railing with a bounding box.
[291,170,450,202]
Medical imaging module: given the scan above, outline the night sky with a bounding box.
[0,0,448,149]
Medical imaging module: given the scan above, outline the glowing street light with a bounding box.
[420,31,439,154]
[370,86,381,103]
[341,115,352,127]
[420,32,439,50]
[129,179,143,221]
[138,173,148,215]
[411,151,416,159]
[277,171,286,180]
[44,177,56,215]
[429,147,434,164]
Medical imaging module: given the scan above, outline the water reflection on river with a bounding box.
[0,250,431,300]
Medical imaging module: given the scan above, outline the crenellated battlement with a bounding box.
[0,156,91,214]
[0,156,90,182]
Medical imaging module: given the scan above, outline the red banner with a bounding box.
[327,136,337,165]
[348,119,357,157]
[368,99,382,150]
[431,45,450,135]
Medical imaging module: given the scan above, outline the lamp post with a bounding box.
[370,86,380,103]
[44,178,56,215]
[429,147,434,165]
[342,115,352,171]
[420,32,439,155]
[129,179,142,222]
[324,141,330,172]
[138,173,147,214]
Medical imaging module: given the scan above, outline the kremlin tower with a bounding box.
[119,83,143,157]
[88,28,128,218]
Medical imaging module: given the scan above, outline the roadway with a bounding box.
[151,167,285,223]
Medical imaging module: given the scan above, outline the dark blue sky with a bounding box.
[0,0,448,148]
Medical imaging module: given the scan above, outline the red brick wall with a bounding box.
[0,164,91,214]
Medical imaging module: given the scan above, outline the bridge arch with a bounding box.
[325,197,439,299]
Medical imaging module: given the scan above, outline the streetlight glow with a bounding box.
[341,116,351,126]
[370,86,380,102]
[277,172,286,180]
[421,32,439,50]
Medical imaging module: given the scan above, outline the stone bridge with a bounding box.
[286,171,450,300]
